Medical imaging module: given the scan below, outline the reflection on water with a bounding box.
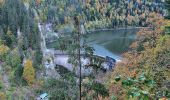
[47,29,139,61]
[86,29,139,61]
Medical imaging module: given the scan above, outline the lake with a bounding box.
[86,29,139,61]
[47,29,139,61]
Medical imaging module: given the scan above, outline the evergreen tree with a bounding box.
[165,0,170,35]
[165,0,170,19]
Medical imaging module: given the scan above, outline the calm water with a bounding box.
[86,29,139,61]
[47,29,139,61]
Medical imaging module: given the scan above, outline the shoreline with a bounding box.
[86,26,151,34]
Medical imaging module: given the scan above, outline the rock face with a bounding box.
[38,22,60,79]
[38,23,55,70]
[43,49,55,69]
[54,54,93,76]
[80,24,85,34]
[38,22,113,77]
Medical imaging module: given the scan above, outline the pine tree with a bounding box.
[165,0,170,19]
[165,0,170,35]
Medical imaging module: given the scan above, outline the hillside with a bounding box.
[0,0,169,99]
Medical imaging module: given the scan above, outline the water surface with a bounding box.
[86,29,139,61]
[47,29,139,61]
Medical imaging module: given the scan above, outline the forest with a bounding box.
[0,0,170,100]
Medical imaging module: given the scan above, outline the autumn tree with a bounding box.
[35,0,41,5]
[108,19,170,99]
[0,44,9,61]
[23,59,35,85]
[0,92,6,100]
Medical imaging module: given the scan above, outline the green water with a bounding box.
[47,29,139,61]
[86,29,139,61]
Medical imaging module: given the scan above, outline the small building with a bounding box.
[37,93,48,100]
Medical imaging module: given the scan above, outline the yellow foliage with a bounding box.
[23,59,35,86]
[0,92,6,100]
[0,44,9,57]
[165,20,170,26]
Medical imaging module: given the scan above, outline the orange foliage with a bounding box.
[108,18,170,99]
[159,97,169,100]
[107,62,131,99]
[130,70,137,78]
[36,0,41,5]
[23,59,35,86]
[130,42,138,49]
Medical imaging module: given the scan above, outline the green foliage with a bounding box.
[115,75,121,82]
[5,48,21,68]
[1,0,41,52]
[164,1,170,35]
[0,0,168,100]
[91,82,109,97]
[82,78,109,99]
[13,65,26,86]
[1,29,16,48]
[37,0,165,31]
[136,43,145,52]
[33,49,43,69]
[116,73,156,99]
[0,81,3,90]
[165,0,170,19]
[111,94,117,100]
[1,0,22,36]
[165,26,170,35]
[43,77,78,100]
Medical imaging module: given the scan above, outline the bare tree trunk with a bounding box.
[78,25,82,100]
[74,16,82,100]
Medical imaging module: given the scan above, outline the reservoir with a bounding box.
[86,29,139,61]
[47,28,139,61]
